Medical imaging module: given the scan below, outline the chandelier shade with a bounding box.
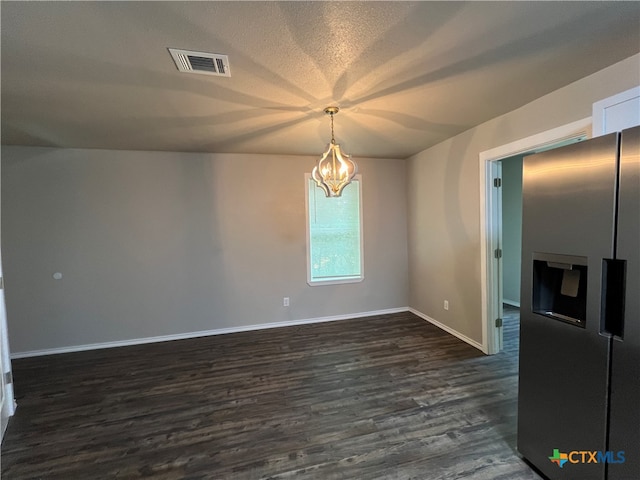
[311,107,357,197]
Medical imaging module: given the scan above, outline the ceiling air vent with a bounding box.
[168,48,231,77]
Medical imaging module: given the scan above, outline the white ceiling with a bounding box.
[2,1,639,159]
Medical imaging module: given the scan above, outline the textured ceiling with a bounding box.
[2,1,639,159]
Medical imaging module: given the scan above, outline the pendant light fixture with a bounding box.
[312,106,357,197]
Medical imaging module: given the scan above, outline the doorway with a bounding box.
[479,118,591,354]
[497,155,523,352]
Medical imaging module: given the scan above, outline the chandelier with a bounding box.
[311,106,357,197]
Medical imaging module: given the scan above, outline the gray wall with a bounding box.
[501,157,523,305]
[2,148,408,353]
[407,53,640,344]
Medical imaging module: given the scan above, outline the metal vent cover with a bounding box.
[168,48,231,77]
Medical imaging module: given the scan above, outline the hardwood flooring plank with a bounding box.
[1,308,540,479]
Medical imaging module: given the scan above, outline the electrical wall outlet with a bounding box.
[283,297,290,307]
[444,300,449,310]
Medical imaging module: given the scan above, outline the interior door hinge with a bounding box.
[493,177,502,187]
[4,371,13,385]
[494,248,502,259]
[495,318,503,328]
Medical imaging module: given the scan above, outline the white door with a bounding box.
[490,161,504,352]
[0,149,16,440]
[0,250,15,440]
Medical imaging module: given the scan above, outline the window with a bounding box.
[306,174,363,285]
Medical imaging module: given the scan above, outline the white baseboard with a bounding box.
[408,308,484,353]
[11,307,409,359]
[503,299,520,308]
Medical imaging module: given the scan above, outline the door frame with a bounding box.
[478,117,591,355]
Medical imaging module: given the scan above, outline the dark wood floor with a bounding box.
[2,307,540,479]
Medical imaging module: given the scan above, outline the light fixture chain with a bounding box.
[330,112,335,144]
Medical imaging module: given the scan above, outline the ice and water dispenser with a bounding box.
[532,253,588,327]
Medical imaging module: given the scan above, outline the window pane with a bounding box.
[308,178,362,283]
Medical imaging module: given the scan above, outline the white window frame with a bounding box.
[305,173,364,286]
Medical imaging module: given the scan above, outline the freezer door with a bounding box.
[518,133,619,480]
[608,125,640,480]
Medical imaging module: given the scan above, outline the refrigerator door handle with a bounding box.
[601,258,627,339]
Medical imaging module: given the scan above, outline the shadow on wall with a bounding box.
[443,134,480,335]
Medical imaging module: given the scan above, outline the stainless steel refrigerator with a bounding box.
[518,125,639,480]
